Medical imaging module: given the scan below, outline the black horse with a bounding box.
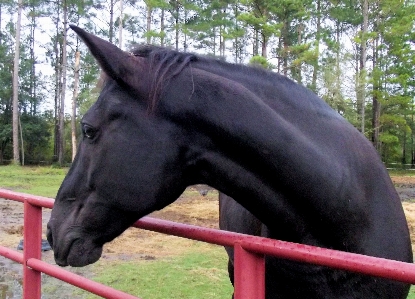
[47,26,412,299]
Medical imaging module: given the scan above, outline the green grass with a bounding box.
[87,245,233,299]
[0,164,67,197]
[388,169,415,177]
[408,286,415,299]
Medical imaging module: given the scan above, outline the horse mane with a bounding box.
[101,44,281,112]
[131,45,198,111]
[130,45,275,111]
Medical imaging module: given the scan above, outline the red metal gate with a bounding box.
[1,188,415,299]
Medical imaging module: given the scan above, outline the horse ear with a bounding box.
[70,25,147,94]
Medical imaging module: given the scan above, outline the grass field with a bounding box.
[0,165,67,197]
[86,246,233,299]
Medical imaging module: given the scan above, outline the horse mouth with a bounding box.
[50,233,103,267]
[66,238,103,267]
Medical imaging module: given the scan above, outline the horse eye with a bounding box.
[82,124,97,139]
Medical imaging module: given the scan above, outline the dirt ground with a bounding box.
[1,179,415,298]
[0,185,219,259]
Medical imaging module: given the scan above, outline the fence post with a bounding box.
[234,243,265,299]
[23,200,42,299]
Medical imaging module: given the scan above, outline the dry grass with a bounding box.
[403,202,415,250]
[101,188,220,261]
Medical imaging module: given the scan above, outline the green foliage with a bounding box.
[379,133,399,145]
[249,55,274,69]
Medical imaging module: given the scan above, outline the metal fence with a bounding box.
[1,188,415,299]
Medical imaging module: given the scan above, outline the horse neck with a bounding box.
[162,65,406,252]
[166,67,357,228]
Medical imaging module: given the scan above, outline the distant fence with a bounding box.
[1,189,415,299]
[385,163,415,170]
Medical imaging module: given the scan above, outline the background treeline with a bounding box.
[0,0,414,166]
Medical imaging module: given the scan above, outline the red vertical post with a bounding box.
[234,243,265,299]
[23,200,42,299]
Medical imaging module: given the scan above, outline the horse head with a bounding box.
[47,26,197,267]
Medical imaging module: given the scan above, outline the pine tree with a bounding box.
[12,0,23,165]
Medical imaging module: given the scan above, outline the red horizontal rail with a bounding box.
[0,245,24,264]
[134,215,415,284]
[0,189,54,208]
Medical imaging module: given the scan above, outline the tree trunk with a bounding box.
[282,20,289,76]
[30,4,37,115]
[277,35,282,73]
[184,8,188,51]
[403,121,407,164]
[71,50,80,161]
[372,36,380,151]
[119,0,123,48]
[220,25,224,57]
[12,0,23,165]
[261,33,267,58]
[146,4,152,44]
[412,111,415,166]
[175,4,179,50]
[311,0,321,92]
[160,8,165,47]
[58,0,68,166]
[296,24,303,83]
[213,27,216,56]
[19,115,24,165]
[0,4,2,46]
[358,0,369,133]
[335,22,341,97]
[53,0,61,162]
[109,0,114,43]
[261,7,268,59]
[233,3,240,63]
[253,29,259,56]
